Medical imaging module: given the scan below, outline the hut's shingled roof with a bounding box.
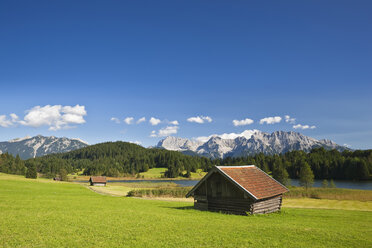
[218,166,288,199]
[90,176,107,183]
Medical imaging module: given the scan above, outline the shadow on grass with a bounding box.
[163,205,288,218]
[162,205,195,210]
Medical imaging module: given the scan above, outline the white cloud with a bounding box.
[124,117,134,125]
[149,117,161,126]
[110,117,120,124]
[285,116,315,130]
[0,115,13,128]
[204,116,212,122]
[18,104,87,130]
[195,129,261,143]
[150,130,157,137]
[62,105,86,116]
[62,113,85,124]
[10,113,19,122]
[232,118,254,126]
[293,124,316,130]
[187,116,213,124]
[284,115,296,124]
[158,126,179,137]
[169,120,179,125]
[137,117,146,124]
[259,116,282,124]
[150,126,179,137]
[129,140,142,145]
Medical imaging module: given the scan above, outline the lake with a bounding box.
[105,179,198,187]
[104,179,372,190]
[289,179,372,190]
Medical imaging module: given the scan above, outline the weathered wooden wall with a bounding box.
[250,195,282,214]
[91,183,106,186]
[193,171,283,215]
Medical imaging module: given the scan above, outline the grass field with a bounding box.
[68,168,206,181]
[139,167,167,178]
[89,182,179,197]
[139,167,206,179]
[285,187,372,201]
[283,198,372,212]
[1,173,371,248]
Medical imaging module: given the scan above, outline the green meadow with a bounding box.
[139,167,206,179]
[0,173,371,248]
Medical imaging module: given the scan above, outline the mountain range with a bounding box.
[156,130,347,159]
[0,131,347,160]
[0,135,88,159]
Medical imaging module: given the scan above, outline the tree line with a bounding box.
[0,142,212,179]
[217,148,371,183]
[0,142,371,183]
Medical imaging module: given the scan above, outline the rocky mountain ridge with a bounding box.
[0,135,88,159]
[157,130,347,159]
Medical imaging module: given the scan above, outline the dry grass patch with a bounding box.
[284,187,372,201]
[283,198,372,212]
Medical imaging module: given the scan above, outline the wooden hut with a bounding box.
[89,176,107,186]
[186,165,289,215]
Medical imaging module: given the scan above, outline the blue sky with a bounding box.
[0,0,371,148]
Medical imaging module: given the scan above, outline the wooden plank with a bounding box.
[253,206,280,213]
[253,205,280,213]
[252,204,280,212]
[253,206,280,214]
[253,201,281,208]
[195,202,208,211]
[194,195,207,201]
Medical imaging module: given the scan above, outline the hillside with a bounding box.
[1,141,370,181]
[32,141,212,178]
[0,173,371,247]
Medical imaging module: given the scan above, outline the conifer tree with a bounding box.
[272,160,289,186]
[25,164,37,179]
[329,179,336,188]
[299,161,314,189]
[321,179,328,188]
[59,168,68,181]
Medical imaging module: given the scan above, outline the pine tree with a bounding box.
[185,170,191,178]
[321,179,328,188]
[272,161,289,186]
[329,179,336,188]
[25,164,37,179]
[356,160,369,180]
[299,161,314,189]
[59,168,68,181]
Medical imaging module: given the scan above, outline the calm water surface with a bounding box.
[106,179,198,187]
[103,179,372,190]
[289,179,372,190]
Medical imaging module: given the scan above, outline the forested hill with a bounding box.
[0,141,371,182]
[31,141,213,178]
[217,148,372,181]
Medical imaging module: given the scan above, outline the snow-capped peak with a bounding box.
[8,136,32,143]
[71,138,89,145]
[194,129,261,143]
[157,130,347,159]
[0,135,89,159]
